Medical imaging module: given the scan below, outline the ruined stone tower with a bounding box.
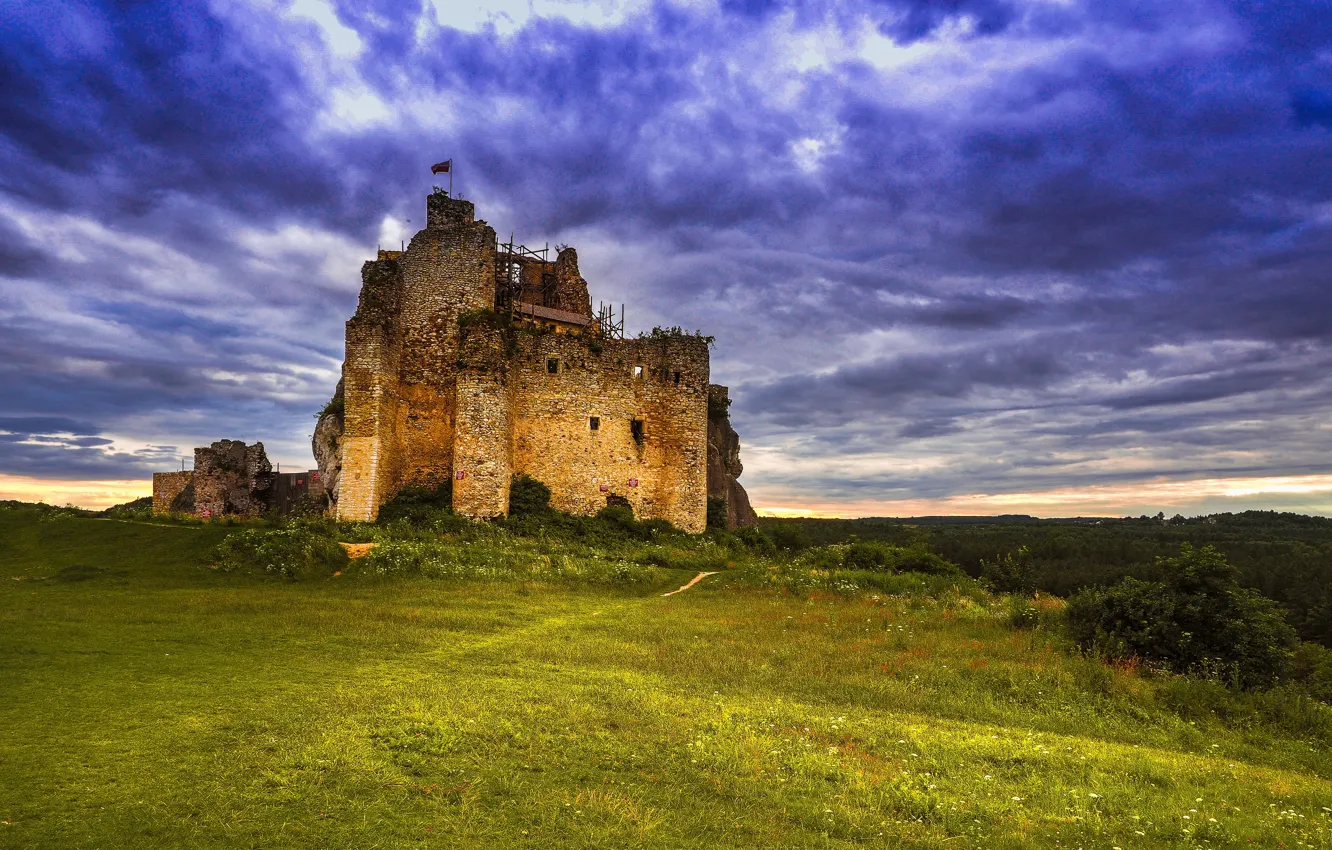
[316,190,755,532]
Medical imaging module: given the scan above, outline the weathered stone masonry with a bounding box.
[152,440,321,518]
[322,191,755,532]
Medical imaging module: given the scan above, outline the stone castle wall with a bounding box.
[152,471,193,515]
[339,195,500,521]
[193,440,273,518]
[333,192,721,532]
[509,334,708,529]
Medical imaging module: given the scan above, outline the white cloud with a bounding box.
[284,0,364,57]
[426,0,657,35]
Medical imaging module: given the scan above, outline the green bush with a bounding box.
[597,504,636,529]
[766,522,810,553]
[508,475,551,516]
[212,528,348,579]
[377,482,453,525]
[640,517,679,536]
[980,546,1035,592]
[316,393,344,422]
[706,496,728,530]
[1066,544,1298,689]
[843,541,888,571]
[734,525,775,556]
[794,541,962,576]
[792,545,845,571]
[890,543,963,576]
[100,497,154,520]
[1290,642,1332,703]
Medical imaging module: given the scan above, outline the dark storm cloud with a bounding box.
[761,343,1071,414]
[2,0,1331,509]
[0,413,177,478]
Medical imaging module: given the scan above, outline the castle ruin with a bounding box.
[152,440,322,518]
[313,190,756,532]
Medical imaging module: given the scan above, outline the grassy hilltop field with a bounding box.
[2,499,1332,849]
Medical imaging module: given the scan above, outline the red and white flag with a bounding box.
[431,160,452,174]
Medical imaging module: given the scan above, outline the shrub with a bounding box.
[843,541,888,571]
[508,474,552,516]
[707,392,731,419]
[889,543,963,576]
[1066,543,1298,689]
[766,522,810,553]
[597,504,636,528]
[316,393,344,422]
[706,496,728,530]
[100,497,154,520]
[734,525,775,556]
[980,546,1035,593]
[377,483,453,524]
[641,517,679,536]
[1290,642,1332,703]
[793,545,845,572]
[212,528,348,579]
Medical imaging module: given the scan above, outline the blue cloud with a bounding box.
[3,0,1332,510]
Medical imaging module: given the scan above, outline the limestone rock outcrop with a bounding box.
[312,378,344,511]
[707,385,758,528]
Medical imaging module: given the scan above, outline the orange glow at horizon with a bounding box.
[0,475,151,510]
[752,473,1332,519]
[7,472,1332,518]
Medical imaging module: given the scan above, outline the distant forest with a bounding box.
[760,512,1332,646]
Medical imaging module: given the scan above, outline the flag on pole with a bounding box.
[431,160,452,174]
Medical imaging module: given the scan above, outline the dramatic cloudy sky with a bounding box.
[2,0,1332,515]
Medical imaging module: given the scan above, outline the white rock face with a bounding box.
[312,379,344,511]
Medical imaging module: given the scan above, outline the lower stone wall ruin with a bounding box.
[508,333,709,532]
[152,471,194,515]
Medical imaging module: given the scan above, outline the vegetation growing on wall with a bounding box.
[316,393,344,422]
[637,326,715,346]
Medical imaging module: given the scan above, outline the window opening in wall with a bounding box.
[631,418,644,443]
[633,365,643,378]
[673,371,681,385]
[547,358,559,374]
[589,416,600,431]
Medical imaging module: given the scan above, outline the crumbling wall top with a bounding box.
[427,193,475,229]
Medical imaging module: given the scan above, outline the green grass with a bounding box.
[1,506,1331,848]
